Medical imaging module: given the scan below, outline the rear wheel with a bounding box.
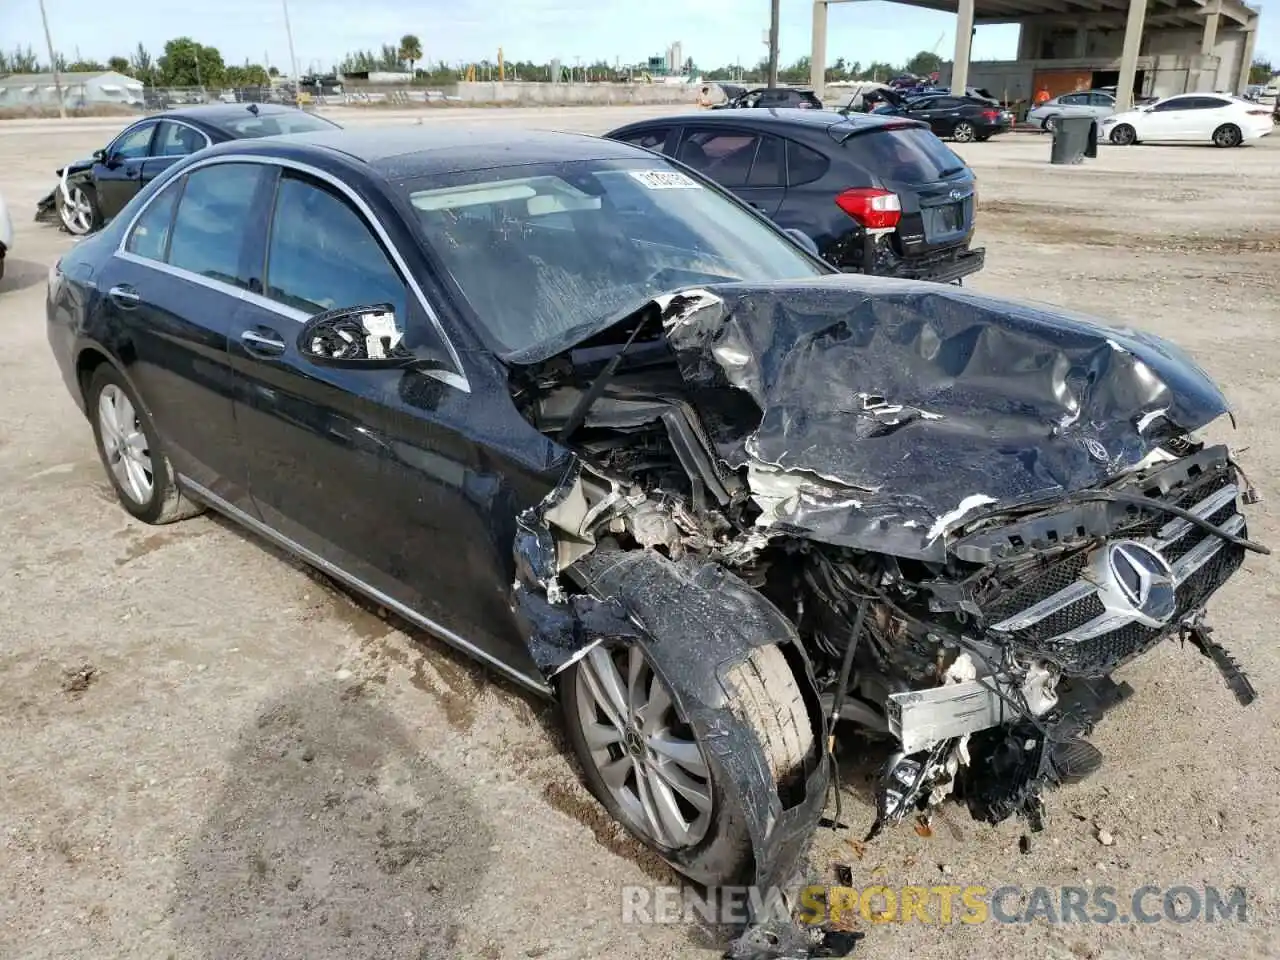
[87,365,204,524]
[1110,123,1137,145]
[1042,114,1059,132]
[952,120,976,143]
[562,642,814,886]
[1212,123,1242,148]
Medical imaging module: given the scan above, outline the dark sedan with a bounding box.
[872,93,1012,142]
[35,103,340,235]
[607,109,984,283]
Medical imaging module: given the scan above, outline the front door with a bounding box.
[94,121,157,219]
[98,159,271,511]
[228,168,541,681]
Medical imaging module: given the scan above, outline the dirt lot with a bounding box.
[2,108,1279,960]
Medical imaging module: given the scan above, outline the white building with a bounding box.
[0,70,144,109]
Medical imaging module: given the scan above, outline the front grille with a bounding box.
[985,464,1245,676]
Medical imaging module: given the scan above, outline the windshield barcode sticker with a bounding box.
[629,170,702,190]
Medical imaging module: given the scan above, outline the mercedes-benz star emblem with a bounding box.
[1084,438,1110,463]
[1100,541,1176,626]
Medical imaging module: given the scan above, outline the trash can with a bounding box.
[1050,116,1099,164]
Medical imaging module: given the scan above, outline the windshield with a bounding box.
[218,111,340,138]
[401,158,826,360]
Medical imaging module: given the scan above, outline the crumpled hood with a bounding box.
[662,276,1231,560]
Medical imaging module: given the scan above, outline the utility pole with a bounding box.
[767,0,780,88]
[282,0,300,85]
[38,0,66,119]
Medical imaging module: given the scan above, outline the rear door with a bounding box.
[673,127,788,216]
[101,160,272,508]
[95,120,158,219]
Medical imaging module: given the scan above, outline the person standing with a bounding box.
[1034,85,1051,106]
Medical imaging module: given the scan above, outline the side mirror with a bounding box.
[298,304,425,370]
[784,228,820,257]
[92,148,108,164]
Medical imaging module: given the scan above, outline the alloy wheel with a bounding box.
[1213,125,1241,147]
[97,384,154,504]
[573,644,713,850]
[59,186,94,235]
[953,122,975,143]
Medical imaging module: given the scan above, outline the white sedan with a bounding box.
[0,191,12,283]
[1101,93,1274,147]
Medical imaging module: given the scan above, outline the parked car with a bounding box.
[864,91,1012,142]
[34,103,341,236]
[0,190,12,283]
[712,84,824,110]
[1101,92,1275,146]
[607,109,985,283]
[46,127,1262,932]
[1027,89,1116,130]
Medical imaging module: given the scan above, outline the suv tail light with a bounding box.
[981,109,1000,121]
[835,188,901,229]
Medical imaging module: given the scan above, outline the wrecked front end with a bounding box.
[505,277,1263,951]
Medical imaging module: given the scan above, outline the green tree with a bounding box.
[225,63,270,87]
[905,50,943,76]
[377,43,402,71]
[107,55,130,74]
[1249,58,1273,84]
[268,65,280,77]
[399,34,422,74]
[158,37,226,88]
[2,45,41,73]
[130,43,156,85]
[66,59,106,73]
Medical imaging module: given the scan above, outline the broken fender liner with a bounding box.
[561,549,831,894]
[663,277,1233,559]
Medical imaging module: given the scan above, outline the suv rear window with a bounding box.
[840,126,965,183]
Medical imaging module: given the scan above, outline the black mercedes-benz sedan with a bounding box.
[46,126,1260,941]
[35,103,340,235]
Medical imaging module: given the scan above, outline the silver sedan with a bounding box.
[1027,90,1116,130]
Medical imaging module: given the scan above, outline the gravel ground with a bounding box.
[2,108,1278,960]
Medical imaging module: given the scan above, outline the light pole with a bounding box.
[767,0,780,88]
[282,0,300,86]
[38,0,66,119]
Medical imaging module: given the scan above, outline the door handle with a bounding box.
[240,328,287,357]
[108,284,140,309]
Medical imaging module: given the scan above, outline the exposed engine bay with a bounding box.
[506,277,1265,903]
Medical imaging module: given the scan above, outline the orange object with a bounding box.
[1034,87,1051,105]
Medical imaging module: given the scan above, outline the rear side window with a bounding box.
[746,134,785,186]
[842,127,965,183]
[167,163,269,288]
[265,174,407,317]
[125,181,181,261]
[153,121,208,157]
[786,140,829,186]
[677,130,760,187]
[619,128,669,151]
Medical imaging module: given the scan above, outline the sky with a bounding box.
[2,0,1275,76]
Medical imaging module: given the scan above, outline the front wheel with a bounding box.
[57,181,101,235]
[562,642,814,887]
[1110,123,1137,145]
[1212,123,1242,148]
[952,120,976,143]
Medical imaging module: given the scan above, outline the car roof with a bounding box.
[616,108,918,135]
[220,125,657,177]
[160,102,307,123]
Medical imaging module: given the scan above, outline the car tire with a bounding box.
[87,364,205,525]
[1109,124,1137,145]
[952,121,976,142]
[561,641,815,887]
[1042,114,1059,132]
[0,256,5,283]
[56,181,102,236]
[1212,123,1242,148]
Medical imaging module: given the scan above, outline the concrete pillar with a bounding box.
[1115,0,1148,111]
[1074,26,1088,59]
[1200,12,1219,56]
[1236,19,1258,95]
[811,1,828,99]
[952,0,975,95]
[1016,22,1037,60]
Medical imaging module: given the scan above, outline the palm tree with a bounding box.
[399,34,422,76]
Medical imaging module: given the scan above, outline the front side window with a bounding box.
[402,158,825,359]
[1152,98,1186,112]
[153,121,208,157]
[109,123,156,160]
[167,163,268,288]
[265,174,407,317]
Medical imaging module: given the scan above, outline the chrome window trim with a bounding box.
[113,153,471,393]
[152,118,214,155]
